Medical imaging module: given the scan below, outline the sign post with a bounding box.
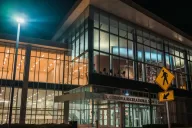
[166,101,170,128]
[155,67,175,128]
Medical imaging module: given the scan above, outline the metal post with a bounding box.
[148,91,153,125]
[166,101,171,128]
[88,15,94,84]
[8,23,20,127]
[133,30,138,81]
[91,99,94,127]
[19,46,31,124]
[145,88,153,125]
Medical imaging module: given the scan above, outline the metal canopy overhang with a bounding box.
[54,92,103,102]
[54,92,161,105]
[52,0,192,48]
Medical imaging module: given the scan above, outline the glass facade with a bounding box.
[68,85,162,127]
[0,40,88,124]
[0,4,192,126]
[67,85,190,127]
[91,7,190,90]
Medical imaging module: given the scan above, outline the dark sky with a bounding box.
[0,0,191,40]
[133,0,192,36]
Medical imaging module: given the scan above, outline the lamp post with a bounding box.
[8,17,25,127]
[144,88,153,125]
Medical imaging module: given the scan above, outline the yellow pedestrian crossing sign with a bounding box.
[158,90,174,102]
[155,67,174,91]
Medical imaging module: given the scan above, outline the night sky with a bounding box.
[0,0,191,40]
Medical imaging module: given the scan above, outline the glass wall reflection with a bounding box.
[28,47,88,86]
[0,40,88,124]
[92,8,189,89]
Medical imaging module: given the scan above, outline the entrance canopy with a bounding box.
[56,85,164,127]
[54,85,161,105]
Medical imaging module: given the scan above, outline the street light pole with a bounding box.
[8,22,21,127]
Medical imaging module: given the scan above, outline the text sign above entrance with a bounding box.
[155,67,175,91]
[104,94,159,105]
[158,90,174,102]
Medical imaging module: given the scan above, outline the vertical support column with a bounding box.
[19,45,31,124]
[88,14,94,84]
[183,50,191,125]
[148,90,153,124]
[120,102,125,128]
[64,101,69,124]
[132,29,138,80]
[142,48,146,82]
[96,101,99,128]
[91,99,94,127]
[184,50,191,91]
[141,31,146,82]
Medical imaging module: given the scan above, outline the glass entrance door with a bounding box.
[99,107,120,128]
[125,104,151,127]
[99,108,108,127]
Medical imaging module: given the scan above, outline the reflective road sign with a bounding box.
[155,67,174,91]
[158,90,174,102]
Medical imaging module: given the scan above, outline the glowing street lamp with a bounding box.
[8,16,25,126]
[16,17,25,24]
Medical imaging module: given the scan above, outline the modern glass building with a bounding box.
[1,0,192,127]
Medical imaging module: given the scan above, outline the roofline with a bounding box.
[52,0,192,44]
[121,0,192,42]
[0,33,68,50]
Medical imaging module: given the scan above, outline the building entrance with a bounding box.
[124,105,151,127]
[55,85,163,127]
[98,103,153,128]
[99,107,120,128]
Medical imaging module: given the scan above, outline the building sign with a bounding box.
[104,94,159,105]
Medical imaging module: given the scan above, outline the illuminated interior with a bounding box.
[0,42,88,124]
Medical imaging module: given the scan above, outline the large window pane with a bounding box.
[94,29,99,50]
[110,34,118,55]
[128,26,134,40]
[100,31,109,53]
[93,51,99,73]
[76,39,79,57]
[128,41,133,59]
[137,44,143,62]
[119,38,127,58]
[94,12,99,28]
[119,22,127,38]
[85,30,88,51]
[144,46,151,63]
[100,53,109,75]
[100,14,109,31]
[110,18,118,35]
[80,34,84,54]
[120,58,127,79]
[112,56,119,77]
[128,60,134,79]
